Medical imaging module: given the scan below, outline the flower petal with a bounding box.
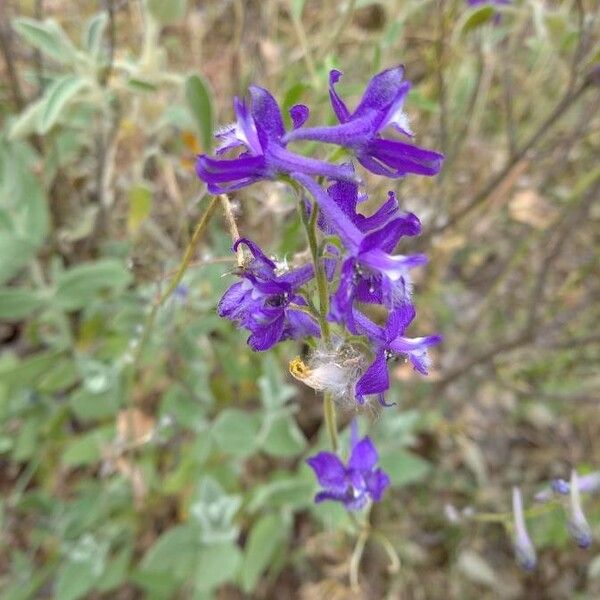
[249,85,285,141]
[234,238,277,269]
[385,304,416,340]
[367,469,390,501]
[349,436,379,471]
[289,103,310,129]
[359,214,421,254]
[284,308,321,340]
[329,69,351,123]
[366,138,444,177]
[247,313,285,351]
[355,350,390,400]
[217,281,248,318]
[358,191,399,231]
[353,65,406,119]
[307,452,347,490]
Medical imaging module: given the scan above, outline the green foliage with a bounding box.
[185,74,215,153]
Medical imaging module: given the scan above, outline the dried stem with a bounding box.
[131,195,221,375]
[435,0,448,156]
[220,194,246,267]
[288,2,318,86]
[319,0,357,59]
[349,530,369,591]
[428,76,593,238]
[0,2,24,110]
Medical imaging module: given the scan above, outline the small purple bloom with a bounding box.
[535,471,600,502]
[567,471,593,549]
[294,174,424,328]
[284,66,444,179]
[307,423,390,510]
[318,168,403,235]
[351,305,442,405]
[196,88,354,193]
[218,238,319,351]
[512,487,537,571]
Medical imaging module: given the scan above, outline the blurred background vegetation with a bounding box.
[0,0,599,598]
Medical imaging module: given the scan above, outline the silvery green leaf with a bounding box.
[8,100,45,140]
[194,542,242,593]
[185,74,214,153]
[37,75,90,134]
[83,12,108,59]
[211,408,260,457]
[12,17,79,64]
[0,288,46,320]
[240,513,289,593]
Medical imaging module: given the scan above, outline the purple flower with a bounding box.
[218,238,319,350]
[512,487,537,571]
[195,88,354,193]
[567,471,593,549]
[284,66,444,179]
[307,421,390,510]
[318,168,404,235]
[534,471,600,502]
[351,305,442,405]
[294,173,424,328]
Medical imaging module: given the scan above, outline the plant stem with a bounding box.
[323,391,339,453]
[371,531,401,573]
[349,529,369,591]
[132,195,220,375]
[299,199,331,345]
[319,0,357,59]
[296,185,339,452]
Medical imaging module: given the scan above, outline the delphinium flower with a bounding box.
[349,305,442,405]
[284,67,444,178]
[194,64,444,587]
[218,238,319,351]
[306,421,390,510]
[294,173,426,329]
[196,87,354,193]
[512,487,537,571]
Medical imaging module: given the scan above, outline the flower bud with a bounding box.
[567,470,593,549]
[512,487,537,571]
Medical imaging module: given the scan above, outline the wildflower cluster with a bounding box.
[447,470,597,572]
[513,471,596,570]
[196,65,443,510]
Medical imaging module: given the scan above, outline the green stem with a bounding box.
[323,392,339,453]
[295,184,338,451]
[371,531,401,574]
[299,199,331,345]
[471,500,562,524]
[132,195,220,374]
[349,529,369,591]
